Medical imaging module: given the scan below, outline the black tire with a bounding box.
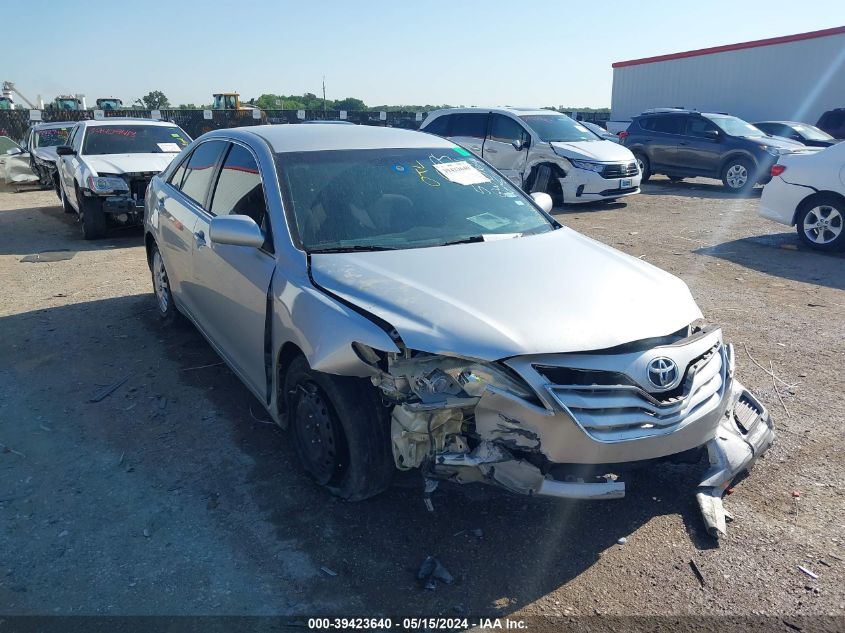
[633,152,651,183]
[795,195,845,252]
[721,157,755,193]
[149,243,179,324]
[526,164,563,206]
[54,173,63,202]
[60,183,75,214]
[79,191,107,239]
[285,355,394,501]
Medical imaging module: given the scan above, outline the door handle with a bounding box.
[194,230,206,247]
[470,146,481,152]
[486,148,498,154]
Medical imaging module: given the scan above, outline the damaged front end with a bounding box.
[359,324,774,537]
[88,172,155,226]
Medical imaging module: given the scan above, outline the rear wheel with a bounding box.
[721,157,755,193]
[285,356,394,501]
[633,152,651,183]
[150,243,179,323]
[795,195,845,251]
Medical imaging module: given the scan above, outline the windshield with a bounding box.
[82,125,191,155]
[705,114,765,138]
[276,147,556,252]
[519,114,598,142]
[792,124,833,141]
[35,126,73,148]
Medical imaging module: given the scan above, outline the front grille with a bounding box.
[598,187,638,196]
[537,344,726,442]
[601,162,638,179]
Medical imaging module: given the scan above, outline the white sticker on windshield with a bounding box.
[432,160,490,185]
[467,212,511,230]
[157,142,182,153]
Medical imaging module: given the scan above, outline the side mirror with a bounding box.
[6,148,23,156]
[209,214,265,248]
[56,145,75,156]
[530,192,554,213]
[704,129,721,140]
[512,138,529,151]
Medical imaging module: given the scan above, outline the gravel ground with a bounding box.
[0,177,843,624]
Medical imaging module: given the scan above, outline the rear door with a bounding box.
[648,115,686,169]
[678,116,722,175]
[483,114,530,185]
[446,112,489,157]
[190,142,276,398]
[157,140,228,314]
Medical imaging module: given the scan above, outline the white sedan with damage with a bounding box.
[144,124,774,537]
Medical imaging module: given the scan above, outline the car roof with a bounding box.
[76,118,177,127]
[754,121,806,126]
[31,121,75,130]
[210,124,456,153]
[426,107,560,118]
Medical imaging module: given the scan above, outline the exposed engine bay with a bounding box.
[358,324,775,537]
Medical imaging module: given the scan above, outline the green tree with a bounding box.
[334,97,367,111]
[140,91,170,109]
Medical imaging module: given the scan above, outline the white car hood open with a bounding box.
[83,153,178,175]
[550,139,635,162]
[311,229,702,361]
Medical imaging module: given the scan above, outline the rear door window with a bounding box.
[652,116,686,135]
[449,113,488,139]
[176,140,227,206]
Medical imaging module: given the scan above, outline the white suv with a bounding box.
[420,107,641,204]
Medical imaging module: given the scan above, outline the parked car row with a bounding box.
[138,122,774,537]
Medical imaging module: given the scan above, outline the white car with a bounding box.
[421,107,641,204]
[760,141,845,251]
[56,118,191,239]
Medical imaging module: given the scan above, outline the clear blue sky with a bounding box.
[5,0,844,108]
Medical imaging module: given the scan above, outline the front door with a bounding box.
[190,142,276,399]
[483,114,530,186]
[678,116,722,175]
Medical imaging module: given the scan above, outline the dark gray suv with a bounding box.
[622,109,806,193]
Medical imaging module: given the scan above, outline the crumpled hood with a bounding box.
[550,139,635,162]
[84,153,178,175]
[33,147,59,164]
[311,229,702,361]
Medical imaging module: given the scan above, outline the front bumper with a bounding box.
[558,167,641,203]
[414,329,774,535]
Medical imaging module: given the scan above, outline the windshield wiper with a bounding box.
[310,245,399,254]
[437,235,486,246]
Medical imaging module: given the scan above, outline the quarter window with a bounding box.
[177,140,227,205]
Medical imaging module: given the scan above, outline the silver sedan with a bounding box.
[144,124,773,536]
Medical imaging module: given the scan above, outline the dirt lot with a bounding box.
[0,178,843,624]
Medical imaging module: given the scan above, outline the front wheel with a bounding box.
[79,193,107,239]
[721,158,755,193]
[796,196,845,251]
[285,356,394,501]
[633,152,651,183]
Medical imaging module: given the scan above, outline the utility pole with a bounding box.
[322,75,326,114]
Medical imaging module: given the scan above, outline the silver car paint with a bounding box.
[310,228,701,360]
[145,125,773,536]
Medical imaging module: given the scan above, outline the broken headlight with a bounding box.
[87,174,129,194]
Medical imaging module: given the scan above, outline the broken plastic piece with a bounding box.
[417,555,454,590]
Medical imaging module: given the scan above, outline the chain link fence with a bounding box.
[0,108,611,143]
